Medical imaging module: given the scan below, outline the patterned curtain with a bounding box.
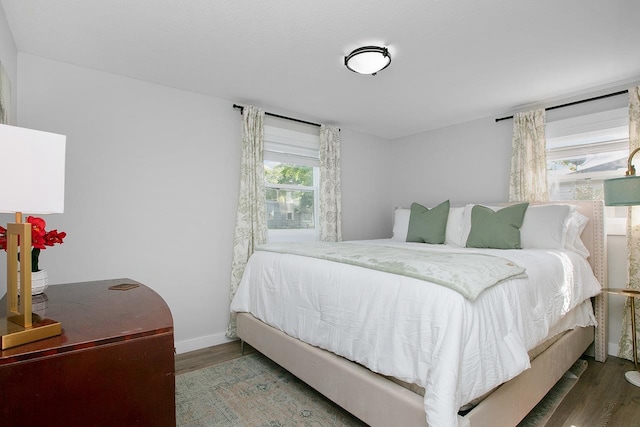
[621,86,640,361]
[225,105,267,339]
[508,109,549,202]
[319,125,342,242]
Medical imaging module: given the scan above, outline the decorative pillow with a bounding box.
[520,204,573,249]
[391,208,411,241]
[445,206,466,246]
[465,203,529,249]
[406,200,450,244]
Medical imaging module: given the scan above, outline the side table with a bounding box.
[602,287,640,387]
[0,278,175,426]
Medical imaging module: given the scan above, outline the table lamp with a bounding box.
[604,146,640,387]
[0,124,66,350]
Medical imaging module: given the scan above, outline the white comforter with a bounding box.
[230,240,601,427]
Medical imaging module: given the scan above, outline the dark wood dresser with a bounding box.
[0,278,175,426]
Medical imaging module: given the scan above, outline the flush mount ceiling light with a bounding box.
[344,46,391,75]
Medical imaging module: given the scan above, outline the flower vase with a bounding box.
[32,294,49,317]
[17,269,49,295]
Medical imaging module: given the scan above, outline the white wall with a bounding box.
[2,53,391,353]
[4,53,242,353]
[389,117,513,208]
[388,89,638,356]
[340,128,393,240]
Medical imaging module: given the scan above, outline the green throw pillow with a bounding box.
[465,203,529,249]
[406,200,450,244]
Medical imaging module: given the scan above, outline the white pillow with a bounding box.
[391,208,411,241]
[445,206,466,246]
[520,204,573,249]
[460,204,478,245]
[564,211,590,258]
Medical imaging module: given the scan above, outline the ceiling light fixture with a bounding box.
[344,46,391,76]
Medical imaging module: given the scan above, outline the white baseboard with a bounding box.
[175,332,236,355]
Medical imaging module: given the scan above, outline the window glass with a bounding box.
[547,143,628,201]
[547,108,628,201]
[265,161,316,230]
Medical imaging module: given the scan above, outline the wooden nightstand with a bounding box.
[602,287,640,387]
[0,279,175,426]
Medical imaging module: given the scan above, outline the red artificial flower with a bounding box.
[27,216,47,244]
[0,217,66,272]
[0,225,6,251]
[44,230,67,246]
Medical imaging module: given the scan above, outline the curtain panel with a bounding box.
[509,109,549,202]
[319,125,342,242]
[226,106,267,339]
[621,86,640,361]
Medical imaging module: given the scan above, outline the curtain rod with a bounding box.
[233,104,322,128]
[495,89,629,122]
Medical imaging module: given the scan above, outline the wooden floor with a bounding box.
[545,355,640,427]
[176,341,640,426]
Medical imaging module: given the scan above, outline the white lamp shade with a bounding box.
[0,124,66,214]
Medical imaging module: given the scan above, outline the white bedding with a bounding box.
[230,239,601,427]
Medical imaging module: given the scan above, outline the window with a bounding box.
[547,108,629,201]
[546,107,629,233]
[263,119,320,242]
[265,161,318,230]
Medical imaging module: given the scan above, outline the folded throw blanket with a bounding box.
[256,242,525,300]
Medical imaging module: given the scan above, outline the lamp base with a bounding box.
[624,370,640,387]
[0,314,61,350]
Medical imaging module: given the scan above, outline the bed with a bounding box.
[231,200,607,427]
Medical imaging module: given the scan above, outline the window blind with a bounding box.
[264,124,320,167]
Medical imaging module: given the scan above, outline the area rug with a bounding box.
[176,353,587,427]
[176,352,366,426]
[518,358,588,427]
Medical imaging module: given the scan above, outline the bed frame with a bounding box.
[237,200,608,427]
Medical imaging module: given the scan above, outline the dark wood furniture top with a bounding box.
[0,278,176,426]
[1,278,173,362]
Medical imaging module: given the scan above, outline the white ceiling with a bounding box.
[2,0,639,139]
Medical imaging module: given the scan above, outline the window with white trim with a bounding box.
[264,119,320,242]
[546,107,629,233]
